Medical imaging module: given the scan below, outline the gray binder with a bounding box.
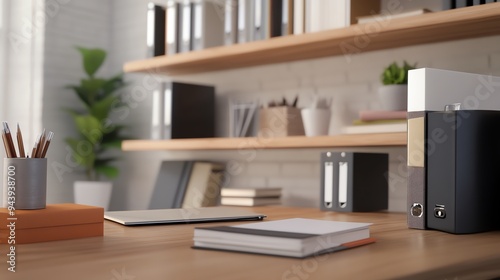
[192,0,225,51]
[166,0,181,55]
[237,0,254,43]
[179,0,193,52]
[224,0,238,45]
[149,161,194,209]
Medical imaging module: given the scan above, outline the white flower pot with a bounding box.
[378,84,408,111]
[74,181,113,210]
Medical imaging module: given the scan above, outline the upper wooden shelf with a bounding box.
[124,4,500,76]
[122,133,406,151]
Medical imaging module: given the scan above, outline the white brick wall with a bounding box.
[12,0,500,212]
[42,0,112,203]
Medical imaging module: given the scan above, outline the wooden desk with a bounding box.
[2,207,500,280]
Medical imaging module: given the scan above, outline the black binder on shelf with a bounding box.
[152,82,215,140]
[147,3,166,57]
[321,152,388,212]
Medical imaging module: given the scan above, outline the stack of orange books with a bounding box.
[0,203,104,244]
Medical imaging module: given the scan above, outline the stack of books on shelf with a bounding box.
[149,161,225,209]
[0,204,104,244]
[147,0,381,57]
[342,110,407,134]
[220,187,282,206]
[193,218,375,258]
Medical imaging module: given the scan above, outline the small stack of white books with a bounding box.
[220,188,282,207]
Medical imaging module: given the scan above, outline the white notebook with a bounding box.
[104,207,266,226]
[194,218,373,258]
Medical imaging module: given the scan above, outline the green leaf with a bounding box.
[90,95,119,121]
[95,164,119,179]
[95,157,118,165]
[98,74,126,100]
[65,138,96,169]
[381,61,417,85]
[77,47,106,77]
[66,85,90,106]
[74,115,103,145]
[80,78,106,105]
[101,139,123,149]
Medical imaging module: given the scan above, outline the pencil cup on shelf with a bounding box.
[301,108,331,136]
[258,106,305,137]
[301,96,332,137]
[3,158,47,209]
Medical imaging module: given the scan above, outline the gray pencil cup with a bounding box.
[3,158,47,210]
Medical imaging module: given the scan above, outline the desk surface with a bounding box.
[2,206,500,280]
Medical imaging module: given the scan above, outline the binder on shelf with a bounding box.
[237,0,254,43]
[281,0,293,36]
[192,0,225,51]
[149,161,194,209]
[293,0,305,34]
[270,0,283,37]
[253,0,269,41]
[321,152,388,212]
[151,82,215,140]
[151,82,167,139]
[229,100,258,137]
[456,0,467,8]
[166,0,181,55]
[443,0,453,10]
[182,162,225,208]
[224,0,239,45]
[180,0,193,53]
[147,3,166,57]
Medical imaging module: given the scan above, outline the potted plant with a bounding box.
[66,47,127,210]
[378,61,416,111]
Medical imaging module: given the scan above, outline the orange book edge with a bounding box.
[314,237,377,256]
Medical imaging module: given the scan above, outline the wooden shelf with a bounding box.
[124,4,500,76]
[122,133,406,151]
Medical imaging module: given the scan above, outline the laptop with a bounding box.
[104,207,267,226]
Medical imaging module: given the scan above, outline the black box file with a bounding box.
[321,152,388,212]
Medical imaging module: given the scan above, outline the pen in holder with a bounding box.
[1,122,53,210]
[3,158,47,209]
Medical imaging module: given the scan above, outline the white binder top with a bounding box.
[408,68,500,112]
